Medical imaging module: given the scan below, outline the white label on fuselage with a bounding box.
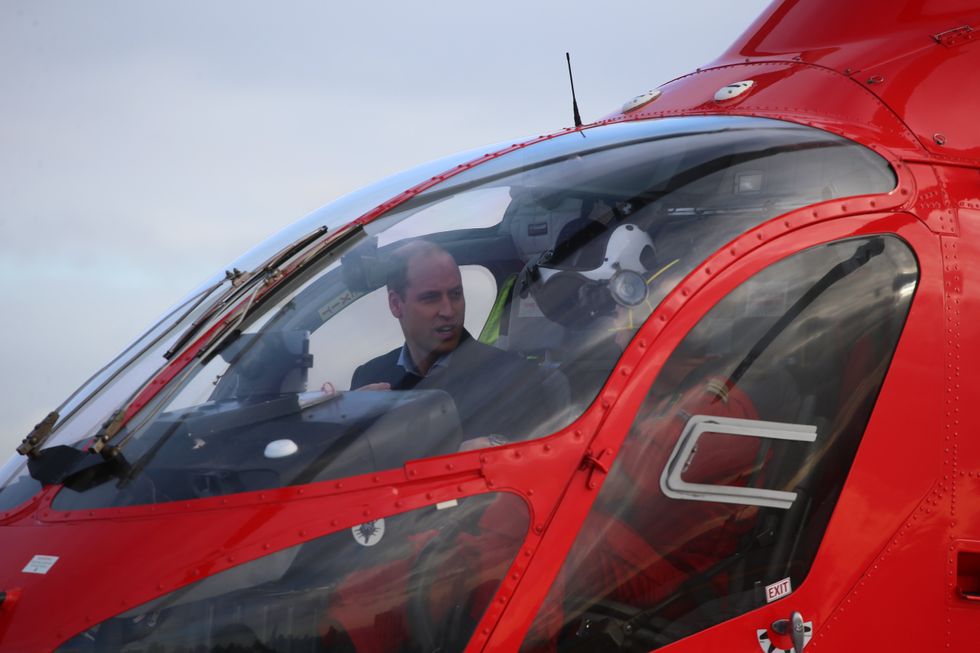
[22,555,59,575]
[765,577,792,603]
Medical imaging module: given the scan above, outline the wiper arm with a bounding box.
[190,222,366,366]
[89,222,362,463]
[28,272,234,454]
[92,276,263,459]
[20,409,131,491]
[16,411,60,458]
[17,401,126,490]
[164,225,328,361]
[20,225,349,490]
[162,268,248,360]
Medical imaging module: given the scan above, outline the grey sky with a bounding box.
[0,0,771,452]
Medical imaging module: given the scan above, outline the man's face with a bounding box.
[389,251,465,364]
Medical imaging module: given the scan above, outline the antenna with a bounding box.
[565,52,583,129]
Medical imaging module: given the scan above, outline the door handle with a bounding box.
[771,611,806,652]
[955,548,980,600]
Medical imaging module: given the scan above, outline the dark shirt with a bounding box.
[351,331,569,440]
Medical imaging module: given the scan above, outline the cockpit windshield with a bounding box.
[2,116,897,511]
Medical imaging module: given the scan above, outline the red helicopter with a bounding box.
[1,0,978,650]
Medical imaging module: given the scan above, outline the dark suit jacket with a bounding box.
[351,331,568,439]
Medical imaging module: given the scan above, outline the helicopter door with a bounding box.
[518,231,931,652]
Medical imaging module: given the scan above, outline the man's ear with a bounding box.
[388,290,404,318]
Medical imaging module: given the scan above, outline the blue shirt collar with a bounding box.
[396,344,454,378]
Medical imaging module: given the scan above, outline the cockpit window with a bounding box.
[29,116,897,511]
[521,236,917,652]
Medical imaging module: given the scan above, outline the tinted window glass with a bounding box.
[57,492,527,653]
[522,236,917,652]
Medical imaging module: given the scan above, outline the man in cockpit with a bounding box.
[351,240,569,446]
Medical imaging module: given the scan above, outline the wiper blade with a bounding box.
[193,276,264,364]
[162,268,247,360]
[21,224,350,489]
[192,222,365,365]
[89,222,363,461]
[164,225,328,361]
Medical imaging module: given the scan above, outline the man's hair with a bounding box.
[386,240,456,298]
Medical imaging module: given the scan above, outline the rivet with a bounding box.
[934,133,947,146]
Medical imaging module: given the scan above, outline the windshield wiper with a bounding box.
[190,222,364,366]
[15,273,236,463]
[96,224,363,458]
[18,408,131,491]
[164,225,328,361]
[18,226,349,492]
[16,411,59,458]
